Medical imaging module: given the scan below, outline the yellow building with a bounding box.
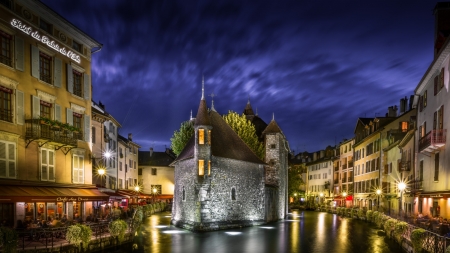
[334,138,354,207]
[0,1,105,225]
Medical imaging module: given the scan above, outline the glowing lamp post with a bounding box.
[376,189,382,210]
[134,185,140,204]
[152,188,158,204]
[319,192,324,205]
[398,182,406,216]
[97,168,106,188]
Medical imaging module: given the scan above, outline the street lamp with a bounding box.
[376,189,382,210]
[152,187,158,204]
[319,192,324,205]
[398,182,406,217]
[97,167,106,188]
[134,185,140,204]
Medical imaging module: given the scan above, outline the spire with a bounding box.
[190,110,193,120]
[272,113,275,121]
[247,94,250,104]
[210,93,216,112]
[201,75,205,100]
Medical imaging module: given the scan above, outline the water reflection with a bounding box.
[132,211,403,253]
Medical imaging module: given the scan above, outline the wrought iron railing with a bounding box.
[419,129,447,152]
[25,119,80,146]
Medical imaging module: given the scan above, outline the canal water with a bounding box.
[130,211,404,253]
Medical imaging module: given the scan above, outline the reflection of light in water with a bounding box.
[225,232,242,235]
[337,217,348,252]
[285,220,300,222]
[162,230,186,234]
[259,226,275,229]
[316,212,325,245]
[154,225,167,228]
[290,211,299,251]
[164,216,172,217]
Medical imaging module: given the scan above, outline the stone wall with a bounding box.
[171,156,266,231]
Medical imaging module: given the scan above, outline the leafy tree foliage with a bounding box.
[170,120,194,156]
[223,111,265,160]
[288,164,305,197]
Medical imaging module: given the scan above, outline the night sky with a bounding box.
[41,0,436,153]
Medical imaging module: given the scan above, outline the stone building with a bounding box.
[171,87,289,231]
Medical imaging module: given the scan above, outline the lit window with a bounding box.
[208,130,211,145]
[208,160,211,175]
[40,100,51,119]
[198,129,204,144]
[198,160,204,176]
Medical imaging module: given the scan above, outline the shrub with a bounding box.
[346,208,352,217]
[411,228,426,253]
[372,211,379,223]
[351,208,358,218]
[394,221,408,242]
[66,224,92,251]
[366,210,373,221]
[0,226,18,253]
[357,209,365,219]
[384,218,397,238]
[109,219,128,243]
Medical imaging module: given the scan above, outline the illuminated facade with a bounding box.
[306,147,336,206]
[334,138,354,207]
[412,3,450,219]
[171,88,288,231]
[0,0,104,225]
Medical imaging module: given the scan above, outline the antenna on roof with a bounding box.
[201,75,205,100]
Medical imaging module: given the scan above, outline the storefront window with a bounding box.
[36,202,45,221]
[57,202,64,219]
[24,203,35,222]
[47,202,56,219]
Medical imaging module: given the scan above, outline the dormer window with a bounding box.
[198,129,204,144]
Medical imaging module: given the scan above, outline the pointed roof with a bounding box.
[172,110,265,165]
[262,119,283,136]
[194,99,210,126]
[243,100,255,116]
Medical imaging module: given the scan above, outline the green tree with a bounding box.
[223,111,265,160]
[170,120,194,156]
[288,164,305,198]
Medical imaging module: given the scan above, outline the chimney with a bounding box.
[409,95,414,110]
[150,147,153,157]
[313,152,317,161]
[387,106,398,117]
[320,150,325,158]
[399,96,408,114]
[434,3,450,58]
[128,133,132,141]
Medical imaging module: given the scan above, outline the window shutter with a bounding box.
[83,73,90,100]
[48,150,54,181]
[84,114,90,142]
[31,45,39,78]
[73,156,78,183]
[434,75,438,95]
[67,64,73,93]
[15,36,24,71]
[0,142,5,177]
[41,150,48,181]
[16,90,24,125]
[7,143,15,178]
[54,57,62,88]
[434,111,437,130]
[54,104,61,122]
[66,108,73,125]
[32,96,40,118]
[440,68,445,89]
[79,156,84,183]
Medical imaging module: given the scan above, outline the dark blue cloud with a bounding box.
[42,0,437,153]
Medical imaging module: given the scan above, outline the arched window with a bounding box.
[231,188,236,200]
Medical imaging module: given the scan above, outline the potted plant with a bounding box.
[411,228,426,253]
[384,218,397,238]
[39,116,52,125]
[109,219,128,243]
[394,221,408,242]
[66,224,92,251]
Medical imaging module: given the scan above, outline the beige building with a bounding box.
[117,134,140,191]
[0,0,105,225]
[333,138,354,207]
[138,148,175,202]
[412,3,450,219]
[306,147,336,206]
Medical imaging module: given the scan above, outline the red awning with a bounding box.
[0,185,110,202]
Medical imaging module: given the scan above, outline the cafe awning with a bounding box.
[0,185,110,203]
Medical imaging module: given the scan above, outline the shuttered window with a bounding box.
[0,30,12,67]
[0,141,16,178]
[40,148,55,181]
[73,154,84,183]
[0,87,12,122]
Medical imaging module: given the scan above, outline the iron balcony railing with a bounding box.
[410,179,423,192]
[419,129,446,153]
[398,160,411,172]
[25,119,81,147]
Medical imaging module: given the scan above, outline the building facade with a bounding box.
[0,0,105,226]
[334,138,354,207]
[306,147,336,206]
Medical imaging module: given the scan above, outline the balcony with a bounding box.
[342,164,347,170]
[410,179,423,193]
[419,129,446,153]
[398,160,411,172]
[25,119,80,151]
